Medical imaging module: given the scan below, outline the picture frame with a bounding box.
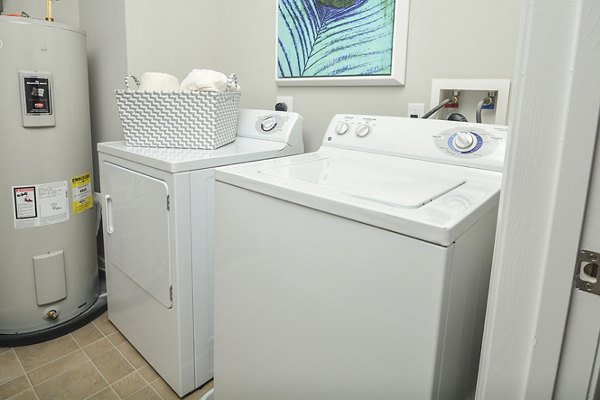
[275,0,410,87]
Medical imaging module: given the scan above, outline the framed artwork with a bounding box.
[275,0,410,86]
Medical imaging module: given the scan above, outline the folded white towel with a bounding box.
[181,69,229,92]
[139,72,180,91]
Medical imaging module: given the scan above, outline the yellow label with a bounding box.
[71,172,93,214]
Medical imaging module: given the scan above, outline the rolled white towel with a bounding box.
[139,72,180,91]
[181,69,229,92]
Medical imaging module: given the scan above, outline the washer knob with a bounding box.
[355,124,371,138]
[261,117,278,132]
[454,131,475,150]
[335,121,350,135]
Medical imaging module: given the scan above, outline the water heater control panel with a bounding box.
[19,71,55,128]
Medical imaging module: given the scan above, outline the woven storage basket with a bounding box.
[115,74,241,149]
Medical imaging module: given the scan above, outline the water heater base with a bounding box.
[0,285,107,347]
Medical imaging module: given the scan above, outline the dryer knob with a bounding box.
[355,124,371,138]
[335,121,350,135]
[261,117,278,132]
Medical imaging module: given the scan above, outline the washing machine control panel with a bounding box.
[330,117,377,139]
[323,114,507,172]
[433,127,502,158]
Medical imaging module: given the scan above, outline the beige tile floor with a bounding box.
[0,312,213,400]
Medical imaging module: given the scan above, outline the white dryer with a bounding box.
[213,115,507,400]
[97,109,303,397]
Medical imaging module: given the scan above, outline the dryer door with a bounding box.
[103,162,172,308]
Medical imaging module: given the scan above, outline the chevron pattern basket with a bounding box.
[115,74,240,149]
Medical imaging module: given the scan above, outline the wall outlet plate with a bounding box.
[430,79,511,125]
[276,96,294,112]
[408,103,425,118]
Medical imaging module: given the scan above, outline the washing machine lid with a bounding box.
[215,147,503,246]
[260,157,466,209]
[97,137,287,173]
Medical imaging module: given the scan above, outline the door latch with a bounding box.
[575,250,600,295]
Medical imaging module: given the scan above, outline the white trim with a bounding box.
[476,0,600,398]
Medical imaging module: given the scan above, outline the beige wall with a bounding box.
[216,1,522,151]
[79,0,128,190]
[123,0,222,79]
[79,0,521,161]
[79,0,222,189]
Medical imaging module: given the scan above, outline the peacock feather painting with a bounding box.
[277,0,407,84]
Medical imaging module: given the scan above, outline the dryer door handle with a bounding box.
[105,194,114,234]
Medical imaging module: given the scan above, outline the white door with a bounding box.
[475,0,600,398]
[102,162,172,308]
[553,123,600,399]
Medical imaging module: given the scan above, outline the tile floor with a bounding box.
[0,312,213,400]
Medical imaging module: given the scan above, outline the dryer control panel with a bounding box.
[237,109,303,146]
[323,114,507,172]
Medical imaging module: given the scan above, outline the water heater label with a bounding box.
[18,71,56,128]
[23,77,52,115]
[12,181,69,229]
[13,187,37,220]
[71,172,93,214]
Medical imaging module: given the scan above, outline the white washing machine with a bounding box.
[213,115,507,400]
[97,109,303,397]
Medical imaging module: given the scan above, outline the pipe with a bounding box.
[476,96,493,124]
[45,0,53,22]
[422,96,457,119]
[476,99,485,123]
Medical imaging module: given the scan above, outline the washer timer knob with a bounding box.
[260,117,278,132]
[355,124,371,138]
[453,131,476,150]
[335,121,350,135]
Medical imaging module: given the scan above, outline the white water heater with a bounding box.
[0,16,98,334]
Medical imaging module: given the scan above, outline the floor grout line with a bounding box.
[21,346,84,382]
[82,384,118,400]
[145,383,165,400]
[30,357,90,388]
[6,387,34,400]
[72,332,105,349]
[12,334,81,373]
[4,313,205,400]
[90,314,157,399]
[11,348,39,400]
[80,341,114,399]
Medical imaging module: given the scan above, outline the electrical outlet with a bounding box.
[407,103,425,118]
[276,96,293,112]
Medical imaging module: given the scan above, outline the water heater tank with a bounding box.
[0,16,98,334]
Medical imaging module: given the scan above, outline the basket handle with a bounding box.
[226,73,239,92]
[124,75,141,90]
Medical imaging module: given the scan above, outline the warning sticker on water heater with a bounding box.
[13,187,37,220]
[12,181,69,229]
[71,173,93,214]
